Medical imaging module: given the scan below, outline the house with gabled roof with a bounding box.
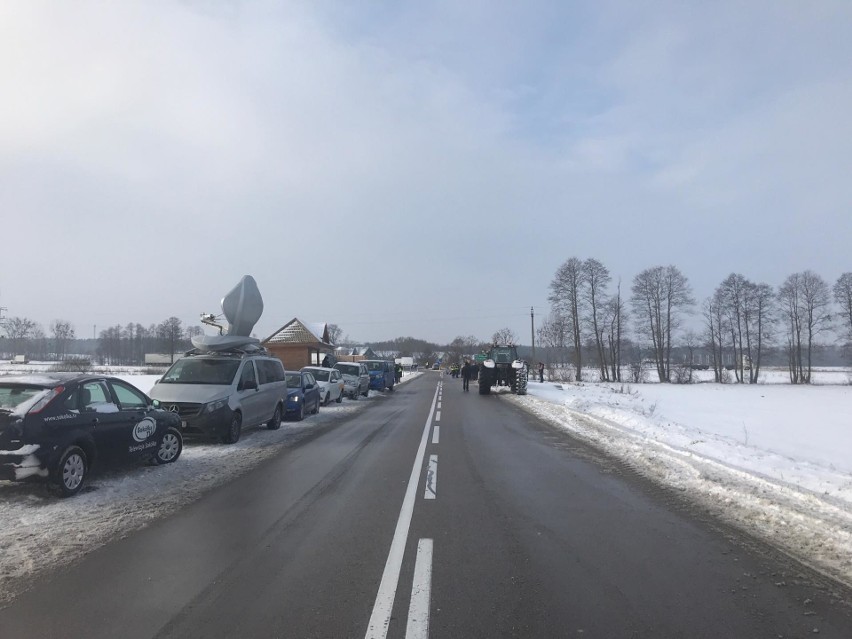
[334,345,377,362]
[263,318,335,370]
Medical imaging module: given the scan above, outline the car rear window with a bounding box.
[0,385,49,410]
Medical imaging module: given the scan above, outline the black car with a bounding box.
[0,374,183,497]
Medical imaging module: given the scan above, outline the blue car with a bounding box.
[284,371,321,421]
[362,360,395,392]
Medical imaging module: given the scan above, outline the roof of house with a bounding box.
[263,319,332,346]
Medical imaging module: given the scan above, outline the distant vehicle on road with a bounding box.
[0,374,182,497]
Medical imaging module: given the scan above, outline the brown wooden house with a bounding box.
[263,319,335,370]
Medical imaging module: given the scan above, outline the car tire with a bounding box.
[222,412,242,444]
[154,427,183,464]
[313,397,320,415]
[267,404,282,430]
[361,386,368,397]
[335,393,343,404]
[50,445,88,497]
[350,391,358,400]
[296,403,305,421]
[323,392,330,406]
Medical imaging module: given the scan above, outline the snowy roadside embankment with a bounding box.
[0,372,421,605]
[509,381,852,589]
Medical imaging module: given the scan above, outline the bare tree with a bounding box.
[778,271,831,383]
[537,312,570,368]
[834,273,852,345]
[602,283,626,382]
[548,257,584,380]
[631,265,695,382]
[491,327,518,345]
[717,273,748,383]
[703,293,726,382]
[582,258,611,381]
[4,316,37,356]
[157,317,184,363]
[743,282,774,383]
[327,324,344,345]
[50,319,76,360]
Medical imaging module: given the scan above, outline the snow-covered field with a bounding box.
[510,376,852,589]
[0,369,421,604]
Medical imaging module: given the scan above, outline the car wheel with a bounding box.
[323,391,330,406]
[51,445,88,497]
[154,427,183,464]
[313,397,320,414]
[350,391,358,400]
[267,404,282,430]
[296,403,305,421]
[361,386,368,397]
[222,412,242,444]
[335,393,343,404]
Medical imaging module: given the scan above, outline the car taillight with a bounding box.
[28,386,64,414]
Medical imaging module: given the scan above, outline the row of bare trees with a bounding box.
[545,259,852,384]
[0,317,76,359]
[0,316,202,365]
[545,258,627,382]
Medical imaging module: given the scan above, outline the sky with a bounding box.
[2,0,851,344]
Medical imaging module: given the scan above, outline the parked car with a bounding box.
[333,362,370,399]
[362,360,395,391]
[150,348,287,444]
[301,366,344,405]
[0,374,183,497]
[284,371,322,420]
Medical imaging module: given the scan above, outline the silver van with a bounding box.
[333,362,370,399]
[150,352,287,443]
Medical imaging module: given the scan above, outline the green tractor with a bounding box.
[477,345,528,395]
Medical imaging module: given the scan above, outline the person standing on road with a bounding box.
[538,361,545,383]
[461,360,472,392]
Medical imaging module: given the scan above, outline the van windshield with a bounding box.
[160,359,241,385]
[364,362,384,371]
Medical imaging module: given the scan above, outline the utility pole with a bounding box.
[530,306,535,364]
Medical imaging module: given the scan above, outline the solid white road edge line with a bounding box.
[405,539,434,639]
[432,426,439,444]
[365,383,439,639]
[424,455,437,500]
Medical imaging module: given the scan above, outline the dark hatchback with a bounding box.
[0,374,183,497]
[284,371,321,421]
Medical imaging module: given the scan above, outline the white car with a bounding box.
[301,366,344,405]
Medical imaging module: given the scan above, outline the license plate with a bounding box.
[181,421,187,429]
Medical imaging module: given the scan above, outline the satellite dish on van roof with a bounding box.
[191,275,264,351]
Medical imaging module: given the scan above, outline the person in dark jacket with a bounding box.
[461,360,472,391]
[538,361,545,383]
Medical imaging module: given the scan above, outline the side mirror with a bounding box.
[152,399,161,408]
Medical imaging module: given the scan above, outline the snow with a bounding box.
[0,371,421,604]
[508,375,852,589]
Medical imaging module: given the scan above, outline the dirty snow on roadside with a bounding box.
[509,379,852,589]
[0,372,421,604]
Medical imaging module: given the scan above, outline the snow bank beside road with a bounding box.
[510,381,852,589]
[0,372,421,605]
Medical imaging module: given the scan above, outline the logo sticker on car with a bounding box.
[132,417,157,442]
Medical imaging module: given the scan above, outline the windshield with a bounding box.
[364,362,384,371]
[160,358,241,385]
[311,370,329,382]
[285,374,303,388]
[336,365,358,376]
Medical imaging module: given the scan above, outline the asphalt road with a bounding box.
[1,372,851,638]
